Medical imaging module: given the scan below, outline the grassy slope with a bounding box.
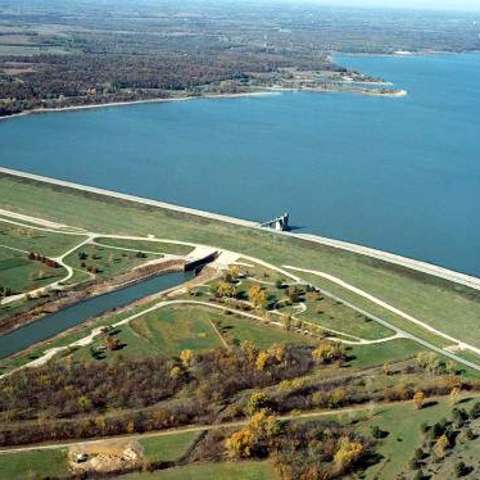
[96,237,193,256]
[0,248,65,293]
[357,398,476,479]
[218,313,317,349]
[348,338,423,369]
[140,432,199,463]
[64,243,162,280]
[1,173,480,351]
[0,221,85,257]
[0,448,69,480]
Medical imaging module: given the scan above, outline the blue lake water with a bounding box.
[0,53,478,276]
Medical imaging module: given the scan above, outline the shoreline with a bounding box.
[1,166,479,292]
[0,90,281,123]
[0,83,406,123]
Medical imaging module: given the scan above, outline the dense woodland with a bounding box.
[0,0,479,116]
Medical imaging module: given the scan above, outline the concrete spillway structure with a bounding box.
[260,212,290,232]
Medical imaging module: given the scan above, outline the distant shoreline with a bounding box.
[0,82,407,122]
[0,90,280,122]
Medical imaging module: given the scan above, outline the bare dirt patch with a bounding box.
[69,439,143,474]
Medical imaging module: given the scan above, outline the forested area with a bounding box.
[0,0,478,116]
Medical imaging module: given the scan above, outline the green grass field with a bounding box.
[0,448,69,480]
[64,243,161,280]
[120,461,278,480]
[0,247,66,293]
[217,313,315,349]
[291,295,394,341]
[140,432,199,463]
[356,398,477,479]
[348,338,423,369]
[71,305,225,363]
[95,237,193,256]
[0,221,85,257]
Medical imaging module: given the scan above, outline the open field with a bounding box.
[96,238,193,256]
[64,243,162,280]
[0,448,68,480]
[348,338,423,369]
[356,397,477,479]
[0,221,85,257]
[71,305,225,363]
[283,292,394,341]
[216,313,317,349]
[0,248,65,293]
[140,431,199,463]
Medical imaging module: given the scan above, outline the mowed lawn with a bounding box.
[292,295,394,341]
[3,174,480,350]
[71,305,225,363]
[95,237,194,256]
[0,221,86,257]
[0,247,66,293]
[64,243,162,281]
[348,338,424,369]
[120,461,278,480]
[217,313,316,349]
[0,448,69,480]
[140,431,199,463]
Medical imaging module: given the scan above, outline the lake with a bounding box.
[0,53,478,276]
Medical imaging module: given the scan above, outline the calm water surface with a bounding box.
[0,271,191,357]
[1,54,478,275]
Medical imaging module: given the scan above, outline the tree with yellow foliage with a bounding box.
[228,265,241,281]
[225,411,279,459]
[450,386,461,405]
[313,341,345,364]
[216,281,236,298]
[255,344,286,371]
[180,349,194,369]
[245,391,269,416]
[241,340,258,365]
[225,428,255,458]
[248,284,267,309]
[255,351,270,371]
[334,436,365,474]
[413,390,425,410]
[434,434,449,458]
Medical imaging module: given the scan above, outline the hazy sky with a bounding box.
[295,0,480,12]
